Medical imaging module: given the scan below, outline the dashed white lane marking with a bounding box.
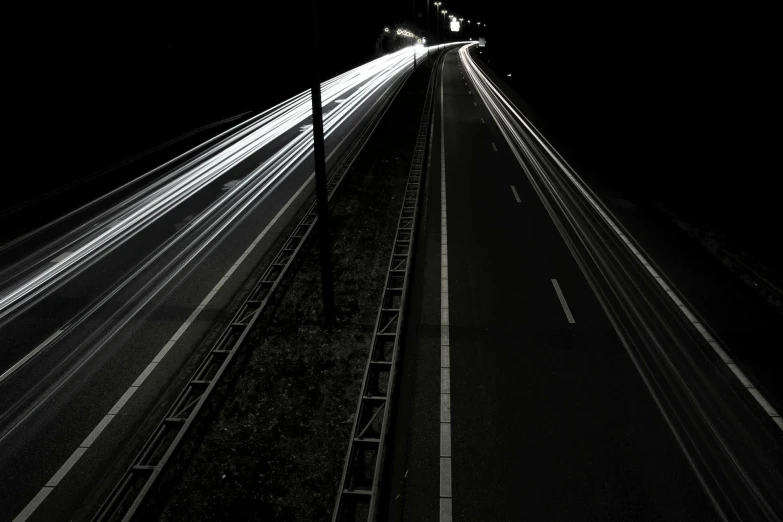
[462,48,783,431]
[480,118,485,124]
[50,252,73,263]
[491,142,498,152]
[0,329,64,385]
[469,90,472,95]
[551,278,576,324]
[510,185,521,203]
[473,101,477,107]
[440,56,453,522]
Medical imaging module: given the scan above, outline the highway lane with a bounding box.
[0,46,427,521]
[386,46,783,521]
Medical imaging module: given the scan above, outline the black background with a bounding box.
[5,2,780,267]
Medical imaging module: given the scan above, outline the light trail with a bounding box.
[0,46,428,330]
[0,42,464,522]
[458,43,783,520]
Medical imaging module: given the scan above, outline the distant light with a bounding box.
[422,37,426,43]
[384,27,389,33]
[450,20,461,32]
[507,73,511,77]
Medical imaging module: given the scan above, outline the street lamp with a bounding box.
[433,2,442,39]
[442,10,449,40]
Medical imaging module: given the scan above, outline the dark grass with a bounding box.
[153,69,431,522]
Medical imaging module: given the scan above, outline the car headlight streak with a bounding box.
[0,46,435,324]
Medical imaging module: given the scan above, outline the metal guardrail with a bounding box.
[332,50,443,522]
[92,70,412,522]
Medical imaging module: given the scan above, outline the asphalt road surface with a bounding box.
[0,47,422,522]
[384,45,783,522]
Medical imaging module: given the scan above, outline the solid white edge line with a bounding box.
[79,414,115,448]
[440,457,453,497]
[12,487,53,522]
[462,45,783,432]
[108,386,137,415]
[440,53,453,521]
[440,498,453,522]
[131,362,157,388]
[45,447,87,487]
[551,278,576,323]
[440,422,452,456]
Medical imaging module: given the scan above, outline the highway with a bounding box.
[0,46,430,522]
[385,45,783,521]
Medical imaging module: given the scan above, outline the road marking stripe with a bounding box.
[441,345,450,367]
[748,388,779,417]
[152,340,177,364]
[491,142,498,152]
[440,56,453,521]
[469,90,471,95]
[12,488,53,522]
[480,118,485,124]
[108,386,138,415]
[440,457,452,497]
[441,368,451,393]
[441,394,451,421]
[440,499,453,522]
[45,447,87,487]
[440,423,452,456]
[473,101,477,107]
[551,278,576,323]
[510,185,521,203]
[131,362,157,388]
[726,364,752,388]
[79,414,115,448]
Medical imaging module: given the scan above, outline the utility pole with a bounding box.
[310,0,336,326]
[426,0,430,65]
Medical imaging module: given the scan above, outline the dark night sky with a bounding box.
[5,2,780,265]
